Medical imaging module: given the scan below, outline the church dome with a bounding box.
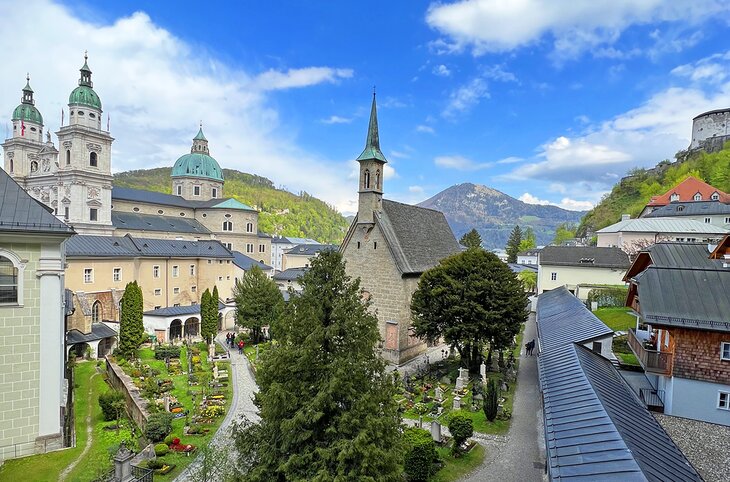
[69,85,102,110]
[12,104,43,124]
[171,126,224,181]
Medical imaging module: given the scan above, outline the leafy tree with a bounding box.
[518,227,536,252]
[98,391,125,421]
[403,427,439,481]
[233,251,404,481]
[517,270,537,293]
[448,414,473,456]
[552,223,577,245]
[411,249,528,373]
[459,228,483,249]
[119,281,143,358]
[232,265,284,344]
[483,378,499,422]
[505,225,523,263]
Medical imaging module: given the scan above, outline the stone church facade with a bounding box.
[341,96,461,365]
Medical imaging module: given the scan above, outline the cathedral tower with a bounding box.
[171,125,224,201]
[356,93,387,224]
[2,76,45,182]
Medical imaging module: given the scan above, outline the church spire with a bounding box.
[191,122,210,154]
[22,73,35,105]
[356,92,387,163]
[79,51,93,87]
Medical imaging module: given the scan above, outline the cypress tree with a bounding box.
[132,281,145,345]
[119,281,143,358]
[484,377,499,422]
[211,285,220,338]
[201,289,212,343]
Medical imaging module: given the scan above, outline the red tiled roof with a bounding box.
[647,176,730,206]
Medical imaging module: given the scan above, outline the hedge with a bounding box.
[154,345,181,360]
[403,427,438,482]
[586,287,629,308]
[98,390,125,422]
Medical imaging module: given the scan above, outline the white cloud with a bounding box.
[416,124,436,134]
[409,185,424,194]
[443,77,489,118]
[389,150,411,159]
[433,64,452,77]
[0,1,358,212]
[519,193,550,205]
[426,0,729,59]
[434,155,491,171]
[495,156,523,164]
[548,183,567,194]
[671,50,730,83]
[321,115,352,124]
[482,64,517,82]
[519,192,594,211]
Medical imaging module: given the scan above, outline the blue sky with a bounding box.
[2,1,730,214]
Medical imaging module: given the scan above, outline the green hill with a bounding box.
[113,168,349,244]
[578,144,730,236]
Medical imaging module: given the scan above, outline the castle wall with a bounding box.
[691,110,730,149]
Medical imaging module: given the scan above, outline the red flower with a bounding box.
[172,438,180,445]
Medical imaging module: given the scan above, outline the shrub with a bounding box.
[413,403,428,415]
[163,434,174,445]
[483,378,499,422]
[448,414,474,456]
[587,287,629,308]
[147,459,164,470]
[403,428,438,481]
[154,345,181,360]
[98,391,125,422]
[191,355,201,365]
[144,413,174,442]
[154,443,169,456]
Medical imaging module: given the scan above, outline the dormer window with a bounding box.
[694,193,702,201]
[712,192,720,201]
[670,193,680,202]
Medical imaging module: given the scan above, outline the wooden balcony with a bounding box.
[627,329,673,376]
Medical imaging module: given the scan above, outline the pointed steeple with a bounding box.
[193,121,207,141]
[191,122,210,154]
[22,74,35,105]
[356,93,387,163]
[79,51,93,87]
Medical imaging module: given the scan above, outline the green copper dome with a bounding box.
[171,153,224,181]
[12,104,43,124]
[69,85,102,110]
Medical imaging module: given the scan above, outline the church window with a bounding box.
[9,160,13,173]
[259,244,265,253]
[64,207,69,220]
[374,241,377,250]
[30,127,36,132]
[246,222,253,233]
[194,186,201,196]
[376,170,380,189]
[30,161,38,172]
[223,221,233,231]
[0,256,19,304]
[246,243,254,253]
[70,111,74,116]
[364,169,370,189]
[89,113,95,119]
[92,301,102,323]
[212,188,217,198]
[89,151,98,167]
[357,242,361,249]
[89,208,98,221]
[176,185,182,196]
[78,111,84,116]
[202,213,207,217]
[133,207,140,212]
[180,212,185,216]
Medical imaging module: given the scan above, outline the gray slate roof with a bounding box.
[66,323,117,344]
[0,168,74,235]
[271,236,319,245]
[376,199,461,275]
[642,242,718,269]
[645,200,730,218]
[65,234,233,259]
[112,211,211,234]
[597,217,728,234]
[112,186,255,211]
[537,287,702,481]
[143,301,225,317]
[633,266,730,332]
[540,246,630,269]
[508,263,538,274]
[273,267,307,281]
[232,251,272,271]
[286,244,337,257]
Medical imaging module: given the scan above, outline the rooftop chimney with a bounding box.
[621,214,631,221]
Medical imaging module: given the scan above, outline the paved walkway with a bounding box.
[461,313,545,482]
[175,333,259,481]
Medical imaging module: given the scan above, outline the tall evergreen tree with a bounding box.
[211,285,220,338]
[201,289,213,343]
[459,228,483,249]
[411,249,528,373]
[119,281,143,358]
[505,225,523,263]
[234,251,404,481]
[132,281,145,345]
[232,265,284,344]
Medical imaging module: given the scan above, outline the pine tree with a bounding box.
[201,289,213,343]
[232,266,284,344]
[459,228,483,249]
[234,251,404,481]
[505,225,523,263]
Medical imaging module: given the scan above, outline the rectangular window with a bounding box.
[191,286,197,293]
[153,265,160,278]
[721,342,730,361]
[173,287,180,294]
[84,268,93,283]
[226,243,232,249]
[705,217,711,224]
[726,217,730,224]
[551,272,557,281]
[190,264,195,276]
[719,391,730,410]
[212,188,217,198]
[154,289,161,296]
[113,267,122,282]
[89,208,98,221]
[226,276,230,280]
[259,244,265,253]
[64,206,69,220]
[247,243,254,253]
[194,186,200,196]
[172,265,179,278]
[176,185,182,196]
[207,260,212,264]
[218,276,223,281]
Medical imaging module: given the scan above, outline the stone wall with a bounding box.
[105,357,149,429]
[671,327,730,385]
[691,109,730,149]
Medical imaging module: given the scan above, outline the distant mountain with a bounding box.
[418,183,586,249]
[113,168,349,244]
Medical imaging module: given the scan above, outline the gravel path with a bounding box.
[175,333,259,481]
[461,313,545,482]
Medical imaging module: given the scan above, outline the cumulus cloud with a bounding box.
[426,0,729,59]
[433,64,452,77]
[434,155,491,171]
[519,193,550,205]
[0,1,358,212]
[519,192,594,211]
[443,77,489,118]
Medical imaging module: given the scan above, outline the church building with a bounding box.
[341,95,461,365]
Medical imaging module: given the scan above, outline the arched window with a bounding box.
[223,221,233,232]
[89,152,97,167]
[0,254,21,304]
[9,159,13,173]
[375,170,381,189]
[92,301,102,323]
[66,150,71,165]
[246,222,253,233]
[364,169,370,189]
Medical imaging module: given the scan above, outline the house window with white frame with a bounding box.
[113,267,122,282]
[191,285,197,293]
[172,265,179,278]
[721,342,730,361]
[694,193,702,201]
[246,222,253,233]
[84,268,93,283]
[247,243,254,253]
[725,217,730,224]
[154,289,162,296]
[705,217,711,224]
[173,287,180,294]
[0,256,20,304]
[670,193,679,202]
[194,186,201,196]
[712,192,720,200]
[259,244,265,253]
[719,391,730,410]
[153,265,160,278]
[551,272,557,281]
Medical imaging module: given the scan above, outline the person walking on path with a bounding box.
[238,340,244,355]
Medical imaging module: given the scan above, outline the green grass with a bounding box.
[431,444,486,482]
[617,352,640,366]
[593,307,637,332]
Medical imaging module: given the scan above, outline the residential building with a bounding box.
[639,176,730,217]
[625,239,730,425]
[0,169,75,459]
[596,216,728,249]
[341,95,461,364]
[273,267,308,292]
[270,235,319,271]
[537,246,630,300]
[537,287,701,481]
[516,248,540,265]
[231,251,273,281]
[281,243,337,270]
[644,200,730,228]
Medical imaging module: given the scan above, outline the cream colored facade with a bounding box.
[537,264,627,300]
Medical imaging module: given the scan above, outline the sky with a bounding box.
[2,1,730,215]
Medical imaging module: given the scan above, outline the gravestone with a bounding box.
[453,396,461,410]
[163,394,170,412]
[213,365,219,380]
[480,362,487,384]
[435,386,444,401]
[208,343,215,361]
[455,368,469,390]
[431,421,442,443]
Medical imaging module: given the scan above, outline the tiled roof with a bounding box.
[507,263,538,274]
[285,244,337,257]
[65,234,233,259]
[66,323,117,344]
[271,236,319,245]
[645,200,730,218]
[112,186,255,211]
[540,246,630,269]
[0,168,75,235]
[232,251,272,271]
[112,211,211,234]
[597,217,728,235]
[273,267,307,281]
[143,301,225,317]
[647,176,730,206]
[375,199,461,275]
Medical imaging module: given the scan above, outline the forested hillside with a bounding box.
[113,168,349,244]
[578,144,730,236]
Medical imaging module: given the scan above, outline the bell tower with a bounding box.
[356,93,387,224]
[2,75,45,183]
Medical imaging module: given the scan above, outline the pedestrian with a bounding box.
[524,341,530,356]
[226,333,231,346]
[529,339,536,356]
[238,340,244,355]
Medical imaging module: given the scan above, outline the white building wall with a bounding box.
[537,264,627,300]
[664,376,730,426]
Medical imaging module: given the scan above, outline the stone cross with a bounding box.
[455,367,469,390]
[431,421,442,443]
[453,396,461,410]
[480,362,487,384]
